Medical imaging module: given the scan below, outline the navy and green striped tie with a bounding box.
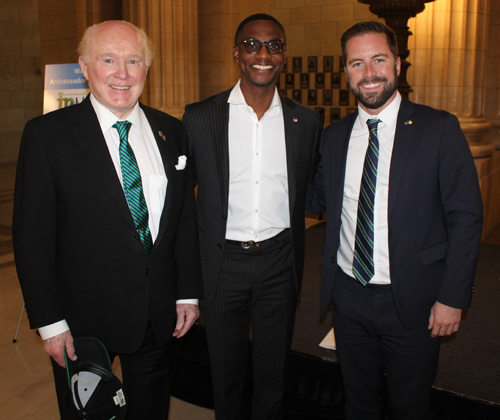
[113,120,153,261]
[353,118,381,285]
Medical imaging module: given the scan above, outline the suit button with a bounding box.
[134,236,140,241]
[145,269,149,275]
[331,257,335,264]
[217,243,222,249]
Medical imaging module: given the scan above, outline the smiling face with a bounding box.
[78,21,148,119]
[233,19,286,92]
[344,32,401,115]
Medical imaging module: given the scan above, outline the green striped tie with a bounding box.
[113,120,153,261]
[353,118,381,285]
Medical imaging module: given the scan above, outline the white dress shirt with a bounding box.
[39,95,195,340]
[337,92,402,284]
[225,81,290,242]
[92,95,167,241]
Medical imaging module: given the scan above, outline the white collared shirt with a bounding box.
[225,81,290,242]
[337,92,402,284]
[90,95,167,241]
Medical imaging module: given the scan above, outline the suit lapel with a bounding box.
[140,104,179,252]
[388,97,416,218]
[73,97,136,229]
[281,98,300,214]
[210,91,231,216]
[335,113,357,219]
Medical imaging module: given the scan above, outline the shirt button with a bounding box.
[255,209,258,213]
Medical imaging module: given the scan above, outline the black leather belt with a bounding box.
[226,229,289,249]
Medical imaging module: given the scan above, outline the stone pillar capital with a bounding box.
[458,116,495,158]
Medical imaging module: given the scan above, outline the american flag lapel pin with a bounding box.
[158,131,167,141]
[293,118,298,123]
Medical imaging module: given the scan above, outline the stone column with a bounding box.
[408,0,495,158]
[123,0,199,119]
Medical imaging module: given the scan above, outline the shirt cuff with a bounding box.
[38,320,70,340]
[176,299,198,305]
[37,301,198,339]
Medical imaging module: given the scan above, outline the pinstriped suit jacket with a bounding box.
[183,88,322,307]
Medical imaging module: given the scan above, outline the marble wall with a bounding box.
[1,0,499,235]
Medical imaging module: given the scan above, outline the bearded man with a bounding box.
[306,21,483,420]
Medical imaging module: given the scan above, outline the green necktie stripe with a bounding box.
[353,118,381,285]
[113,120,153,260]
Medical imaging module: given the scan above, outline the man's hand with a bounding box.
[43,330,76,368]
[173,304,199,339]
[428,301,462,338]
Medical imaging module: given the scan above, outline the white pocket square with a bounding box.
[175,155,187,170]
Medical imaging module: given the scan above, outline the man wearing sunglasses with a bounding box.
[184,13,321,420]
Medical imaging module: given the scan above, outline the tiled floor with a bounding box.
[0,164,215,420]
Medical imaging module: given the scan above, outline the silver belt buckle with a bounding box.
[241,240,260,249]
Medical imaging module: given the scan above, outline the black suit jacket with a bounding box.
[13,96,203,354]
[183,88,321,306]
[307,97,483,328]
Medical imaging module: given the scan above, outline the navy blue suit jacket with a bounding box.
[307,97,483,328]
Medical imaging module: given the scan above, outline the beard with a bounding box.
[348,66,398,110]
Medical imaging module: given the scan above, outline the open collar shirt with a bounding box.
[225,81,290,242]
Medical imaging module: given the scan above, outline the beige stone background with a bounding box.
[1,0,499,237]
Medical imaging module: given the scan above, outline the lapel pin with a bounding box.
[404,120,413,125]
[293,118,298,123]
[158,131,167,141]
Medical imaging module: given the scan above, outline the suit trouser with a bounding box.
[333,269,441,420]
[203,229,297,420]
[51,318,173,420]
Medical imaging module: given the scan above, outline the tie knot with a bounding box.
[367,118,381,130]
[113,120,132,140]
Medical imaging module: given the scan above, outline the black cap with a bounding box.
[65,337,128,420]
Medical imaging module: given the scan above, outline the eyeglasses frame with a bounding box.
[241,38,286,55]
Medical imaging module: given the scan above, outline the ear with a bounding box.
[396,56,401,77]
[78,56,89,80]
[232,45,239,63]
